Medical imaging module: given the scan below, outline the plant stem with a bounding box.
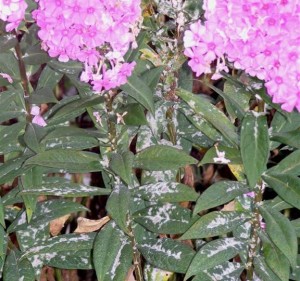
[55,268,63,281]
[104,92,117,151]
[130,234,144,281]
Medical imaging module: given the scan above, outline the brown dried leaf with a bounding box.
[50,214,70,236]
[221,200,236,211]
[74,216,110,233]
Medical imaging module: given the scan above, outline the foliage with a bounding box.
[0,0,299,281]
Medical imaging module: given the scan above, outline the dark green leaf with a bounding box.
[25,149,102,173]
[134,203,193,234]
[0,122,25,154]
[180,211,250,240]
[177,88,239,147]
[93,222,133,281]
[22,43,50,65]
[122,103,147,126]
[271,129,300,149]
[29,87,58,104]
[106,184,130,234]
[259,205,297,268]
[121,73,155,114]
[138,237,195,273]
[240,113,269,188]
[48,59,83,75]
[253,256,283,281]
[193,181,249,214]
[134,145,197,171]
[185,238,245,279]
[0,34,17,52]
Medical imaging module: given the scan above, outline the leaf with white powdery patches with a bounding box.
[240,113,269,188]
[134,145,197,171]
[180,211,250,240]
[253,255,282,281]
[93,222,133,281]
[184,238,245,280]
[259,205,297,268]
[193,181,249,214]
[138,237,195,273]
[136,182,199,202]
[134,203,193,234]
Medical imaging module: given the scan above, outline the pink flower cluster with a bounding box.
[184,0,300,112]
[0,0,27,31]
[33,0,141,92]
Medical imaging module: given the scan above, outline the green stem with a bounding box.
[129,230,144,281]
[104,92,117,151]
[55,268,63,281]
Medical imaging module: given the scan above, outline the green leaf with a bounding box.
[93,222,133,281]
[21,233,96,260]
[48,59,83,75]
[178,61,193,92]
[36,65,63,90]
[25,149,102,173]
[0,34,17,52]
[0,198,5,228]
[138,237,195,273]
[254,255,283,281]
[106,183,130,234]
[7,199,87,233]
[240,113,269,188]
[109,151,134,185]
[3,250,35,281]
[271,129,300,149]
[199,145,242,166]
[23,123,47,153]
[0,155,30,185]
[122,103,147,126]
[29,87,58,104]
[20,177,111,197]
[264,196,293,212]
[261,233,290,281]
[46,249,93,270]
[266,150,300,176]
[259,205,297,268]
[193,181,249,214]
[0,122,25,154]
[262,173,300,210]
[184,238,245,280]
[134,203,193,234]
[180,211,250,240]
[134,145,197,171]
[291,219,300,237]
[121,73,155,114]
[22,43,50,65]
[41,127,101,150]
[0,51,20,79]
[136,182,199,202]
[177,88,239,147]
[140,66,164,91]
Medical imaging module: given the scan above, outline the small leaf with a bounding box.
[134,203,193,234]
[184,238,245,279]
[262,173,300,210]
[180,211,250,240]
[240,113,269,188]
[136,182,199,202]
[106,183,130,234]
[259,205,297,268]
[134,145,197,171]
[193,181,249,214]
[138,237,195,273]
[121,73,155,114]
[109,151,134,185]
[93,222,133,281]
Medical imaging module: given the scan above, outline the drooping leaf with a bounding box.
[271,129,300,149]
[106,183,130,234]
[180,211,250,240]
[93,222,133,281]
[184,238,245,280]
[259,205,297,268]
[193,181,249,214]
[134,145,197,171]
[177,88,239,147]
[262,173,300,210]
[240,113,269,188]
[253,256,282,281]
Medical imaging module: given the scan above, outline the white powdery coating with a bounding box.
[144,204,175,226]
[206,213,247,229]
[109,239,129,279]
[140,182,178,200]
[18,212,27,225]
[141,241,182,260]
[205,239,243,258]
[225,182,242,193]
[204,262,242,280]
[206,216,228,229]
